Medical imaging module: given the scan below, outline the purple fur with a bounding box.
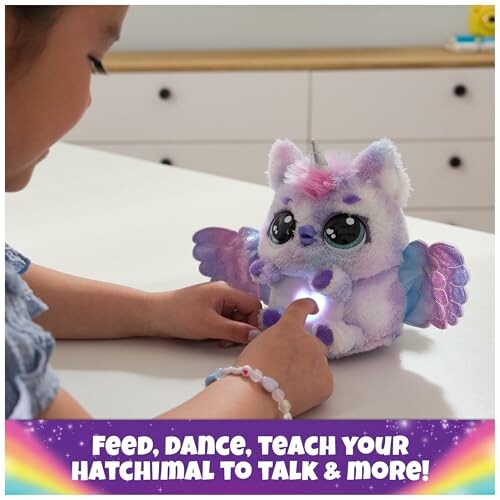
[316,325,334,346]
[269,265,282,283]
[356,146,384,182]
[262,309,281,328]
[312,269,333,290]
[343,194,361,204]
[249,259,264,277]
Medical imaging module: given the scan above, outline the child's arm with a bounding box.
[37,299,333,419]
[24,264,261,343]
[24,264,156,340]
[39,387,92,418]
[157,376,281,418]
[40,378,279,419]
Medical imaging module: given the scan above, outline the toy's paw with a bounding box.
[249,259,265,279]
[258,308,282,330]
[315,321,364,359]
[313,323,334,348]
[249,259,282,285]
[312,269,334,291]
[311,267,352,302]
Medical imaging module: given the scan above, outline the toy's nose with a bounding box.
[299,225,317,246]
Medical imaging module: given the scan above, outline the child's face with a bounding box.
[5,6,128,191]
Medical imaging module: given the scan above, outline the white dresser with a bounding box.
[63,48,494,232]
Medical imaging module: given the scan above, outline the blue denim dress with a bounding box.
[5,243,59,418]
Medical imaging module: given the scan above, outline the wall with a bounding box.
[112,5,469,52]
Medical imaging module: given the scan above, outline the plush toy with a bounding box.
[193,139,469,359]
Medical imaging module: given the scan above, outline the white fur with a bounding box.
[267,139,304,190]
[354,139,412,208]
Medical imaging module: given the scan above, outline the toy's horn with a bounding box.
[311,140,328,169]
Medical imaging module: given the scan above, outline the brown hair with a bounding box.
[6,6,66,76]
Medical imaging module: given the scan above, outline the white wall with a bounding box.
[112,5,469,52]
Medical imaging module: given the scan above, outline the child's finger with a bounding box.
[281,298,319,326]
[229,308,260,328]
[221,287,262,317]
[217,340,238,349]
[215,316,254,344]
[230,309,248,323]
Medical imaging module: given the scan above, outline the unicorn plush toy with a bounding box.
[193,139,469,359]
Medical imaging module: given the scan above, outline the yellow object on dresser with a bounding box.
[468,5,495,37]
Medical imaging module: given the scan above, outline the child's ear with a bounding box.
[354,139,411,207]
[266,139,304,190]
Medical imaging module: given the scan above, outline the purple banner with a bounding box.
[5,419,495,495]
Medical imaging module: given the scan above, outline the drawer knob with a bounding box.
[449,156,462,168]
[453,84,467,97]
[158,87,172,100]
[160,157,173,165]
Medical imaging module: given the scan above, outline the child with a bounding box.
[5,6,333,419]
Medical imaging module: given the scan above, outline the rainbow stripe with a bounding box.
[5,421,95,494]
[402,420,495,494]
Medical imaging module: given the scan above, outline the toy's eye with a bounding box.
[269,211,296,244]
[323,214,367,249]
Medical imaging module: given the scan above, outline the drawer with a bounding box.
[320,140,494,208]
[70,142,306,185]
[406,208,494,233]
[63,72,308,142]
[312,68,494,141]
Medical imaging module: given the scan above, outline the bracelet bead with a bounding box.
[278,399,292,413]
[271,388,285,402]
[204,365,292,420]
[249,368,263,383]
[241,365,252,377]
[261,376,279,393]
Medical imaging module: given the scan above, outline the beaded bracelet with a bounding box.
[204,365,293,420]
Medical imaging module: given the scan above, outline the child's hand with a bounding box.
[150,281,261,344]
[236,298,333,417]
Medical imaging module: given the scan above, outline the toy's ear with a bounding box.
[354,139,411,207]
[267,139,304,190]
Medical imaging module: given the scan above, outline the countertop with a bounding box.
[5,143,494,419]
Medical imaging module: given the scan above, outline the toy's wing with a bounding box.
[399,240,469,329]
[192,227,270,304]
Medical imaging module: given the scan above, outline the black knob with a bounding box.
[158,87,171,100]
[449,156,462,168]
[160,157,173,165]
[453,84,467,97]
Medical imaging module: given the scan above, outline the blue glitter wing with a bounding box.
[399,240,469,329]
[192,227,270,304]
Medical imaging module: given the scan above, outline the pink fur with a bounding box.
[284,160,336,199]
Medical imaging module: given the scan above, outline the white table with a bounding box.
[5,143,494,419]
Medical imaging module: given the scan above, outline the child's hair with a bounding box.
[7,6,66,75]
